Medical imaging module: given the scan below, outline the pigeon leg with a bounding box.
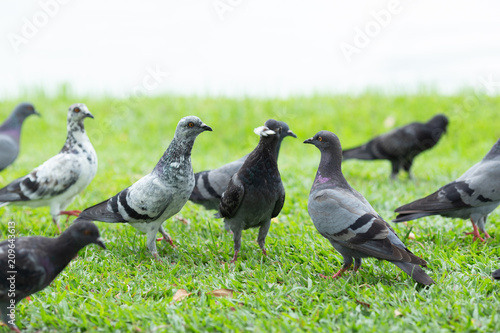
[51,217,62,233]
[402,160,413,179]
[320,260,352,279]
[60,210,82,223]
[156,226,176,248]
[256,220,271,257]
[353,258,362,272]
[230,229,242,264]
[390,160,400,179]
[465,219,486,242]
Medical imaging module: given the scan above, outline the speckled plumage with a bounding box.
[394,138,500,242]
[218,119,286,263]
[343,114,448,178]
[305,131,434,285]
[0,221,105,332]
[0,103,39,171]
[190,120,296,211]
[0,104,97,229]
[76,116,212,258]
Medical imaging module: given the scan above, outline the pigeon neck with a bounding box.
[50,235,87,271]
[313,148,348,189]
[62,120,90,151]
[260,136,280,161]
[154,135,195,176]
[0,113,24,139]
[483,139,500,160]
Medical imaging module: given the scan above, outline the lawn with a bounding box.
[0,90,499,332]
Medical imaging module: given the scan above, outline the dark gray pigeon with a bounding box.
[0,221,105,332]
[342,114,448,179]
[394,138,500,242]
[0,103,39,172]
[218,119,285,263]
[305,131,434,285]
[0,104,97,231]
[190,120,296,211]
[493,268,500,280]
[75,116,212,259]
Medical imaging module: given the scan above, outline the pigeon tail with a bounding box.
[391,261,435,285]
[393,212,433,222]
[342,145,375,161]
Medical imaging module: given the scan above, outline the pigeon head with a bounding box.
[65,221,106,250]
[14,102,40,120]
[175,116,212,140]
[68,103,94,123]
[255,119,282,141]
[303,130,342,153]
[427,114,449,132]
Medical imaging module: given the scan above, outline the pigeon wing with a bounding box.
[219,175,245,219]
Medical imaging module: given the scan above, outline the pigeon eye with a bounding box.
[74,107,81,113]
[83,229,91,236]
[188,122,194,128]
[318,136,323,142]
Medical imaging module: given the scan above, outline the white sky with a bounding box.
[1,0,500,97]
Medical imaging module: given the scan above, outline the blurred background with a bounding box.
[1,0,500,98]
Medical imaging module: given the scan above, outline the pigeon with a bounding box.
[190,120,296,211]
[305,131,434,285]
[218,119,285,263]
[0,103,39,172]
[342,114,448,179]
[75,116,212,259]
[393,138,500,242]
[0,221,105,332]
[0,104,97,231]
[493,268,500,280]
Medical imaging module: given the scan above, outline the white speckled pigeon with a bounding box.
[0,104,97,231]
[0,103,39,172]
[343,114,448,179]
[305,131,434,285]
[394,138,500,242]
[190,120,296,211]
[493,268,500,280]
[75,116,212,259]
[0,221,105,332]
[218,119,285,263]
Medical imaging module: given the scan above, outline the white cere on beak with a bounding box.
[254,126,276,137]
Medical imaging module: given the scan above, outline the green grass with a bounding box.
[1,91,500,332]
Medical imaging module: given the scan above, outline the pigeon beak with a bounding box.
[201,123,213,132]
[288,130,297,138]
[303,137,314,144]
[34,110,41,117]
[85,112,95,119]
[95,237,107,250]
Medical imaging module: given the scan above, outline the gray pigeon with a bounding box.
[493,268,500,280]
[394,138,500,242]
[0,103,39,171]
[75,116,212,259]
[218,119,285,263]
[0,104,97,231]
[190,120,296,211]
[0,221,105,332]
[305,131,434,285]
[343,114,448,179]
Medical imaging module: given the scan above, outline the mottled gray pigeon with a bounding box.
[0,104,97,231]
[0,103,39,171]
[190,120,296,211]
[218,119,285,263]
[0,221,105,332]
[75,116,212,259]
[343,114,448,178]
[493,268,500,280]
[394,138,500,242]
[305,131,434,285]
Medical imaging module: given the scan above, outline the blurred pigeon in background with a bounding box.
[493,268,500,280]
[190,120,296,211]
[0,221,105,332]
[305,131,434,285]
[75,116,212,259]
[0,103,39,172]
[218,119,285,263]
[342,114,448,179]
[394,138,500,242]
[0,104,97,231]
